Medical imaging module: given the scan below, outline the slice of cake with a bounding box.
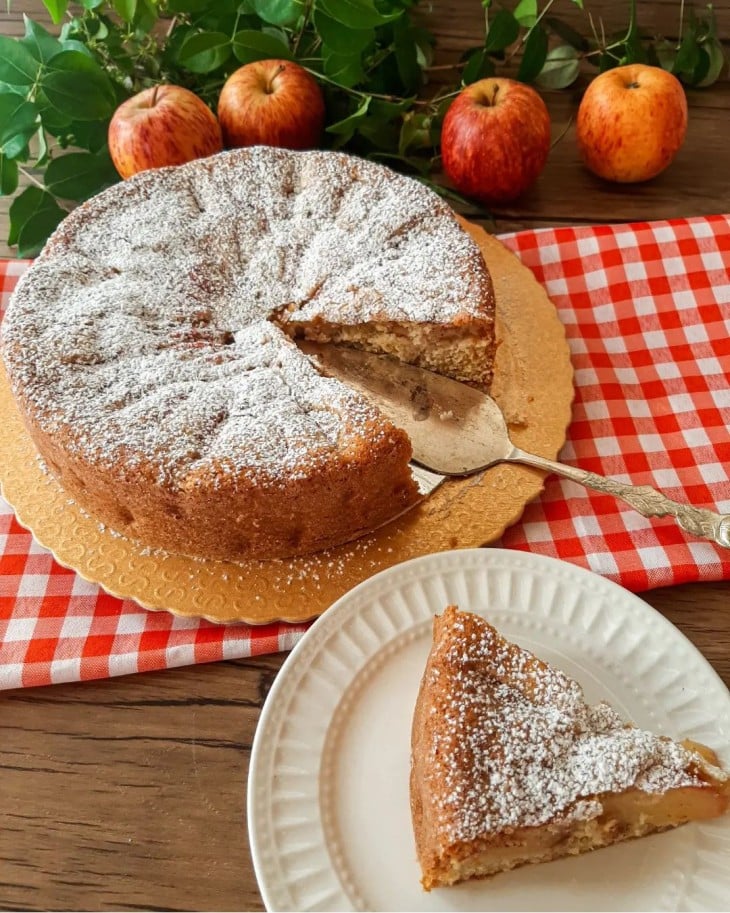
[410,605,730,890]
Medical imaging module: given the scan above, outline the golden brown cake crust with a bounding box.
[410,606,730,890]
[0,148,496,561]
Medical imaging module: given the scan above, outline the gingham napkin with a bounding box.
[1,214,729,689]
[497,215,730,588]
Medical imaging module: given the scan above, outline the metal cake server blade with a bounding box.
[300,342,730,549]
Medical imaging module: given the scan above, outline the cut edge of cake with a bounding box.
[282,317,496,388]
[410,605,730,891]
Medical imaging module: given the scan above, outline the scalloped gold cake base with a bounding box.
[0,223,573,625]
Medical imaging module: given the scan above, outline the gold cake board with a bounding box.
[0,221,574,625]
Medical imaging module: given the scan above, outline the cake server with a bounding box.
[301,342,730,549]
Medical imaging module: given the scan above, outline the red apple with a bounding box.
[108,84,223,179]
[576,64,688,183]
[217,59,325,150]
[440,78,551,205]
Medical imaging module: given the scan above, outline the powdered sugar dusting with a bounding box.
[1,147,491,487]
[422,607,708,843]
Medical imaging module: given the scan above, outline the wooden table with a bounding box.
[2,2,729,910]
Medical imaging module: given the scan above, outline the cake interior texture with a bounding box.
[410,605,730,890]
[283,319,493,387]
[0,147,496,561]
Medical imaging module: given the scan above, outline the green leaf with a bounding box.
[535,44,580,89]
[194,1,241,26]
[697,40,726,87]
[326,95,370,147]
[82,0,105,7]
[513,0,537,28]
[35,90,73,134]
[652,38,677,73]
[0,94,39,148]
[325,95,373,135]
[20,16,63,63]
[414,28,435,69]
[262,25,289,45]
[84,17,109,40]
[570,0,584,8]
[46,49,113,78]
[42,0,70,25]
[369,97,415,119]
[43,52,116,121]
[18,204,67,257]
[517,23,548,83]
[0,154,19,195]
[322,48,364,87]
[398,112,431,157]
[178,31,232,73]
[3,135,32,161]
[113,0,137,21]
[395,41,421,93]
[320,0,402,30]
[673,34,700,76]
[69,119,109,153]
[45,150,119,201]
[461,48,495,85]
[394,19,422,94]
[326,95,370,134]
[0,94,39,160]
[623,20,646,63]
[2,136,34,162]
[252,0,303,26]
[134,0,159,33]
[59,39,95,58]
[36,126,49,167]
[484,9,519,53]
[357,118,399,152]
[232,29,291,64]
[9,187,39,246]
[545,16,589,52]
[0,37,41,87]
[686,46,711,85]
[312,9,374,55]
[355,97,405,145]
[8,186,66,254]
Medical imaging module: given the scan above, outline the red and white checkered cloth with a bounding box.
[1,214,729,689]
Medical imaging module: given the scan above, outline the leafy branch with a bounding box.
[1,0,726,256]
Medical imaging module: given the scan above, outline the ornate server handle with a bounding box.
[510,447,730,549]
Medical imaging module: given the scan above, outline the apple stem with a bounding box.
[266,64,286,94]
[151,84,160,107]
[492,84,499,105]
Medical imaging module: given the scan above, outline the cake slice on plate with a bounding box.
[410,605,730,890]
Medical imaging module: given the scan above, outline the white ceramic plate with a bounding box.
[247,549,730,912]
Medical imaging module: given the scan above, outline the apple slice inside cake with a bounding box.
[410,605,730,890]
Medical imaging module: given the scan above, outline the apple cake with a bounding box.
[0,148,495,561]
[411,605,730,890]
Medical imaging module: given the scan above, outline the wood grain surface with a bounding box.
[2,2,730,911]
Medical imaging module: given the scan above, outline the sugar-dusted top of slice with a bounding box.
[0,147,493,487]
[419,606,715,843]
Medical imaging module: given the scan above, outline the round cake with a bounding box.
[1,147,495,561]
